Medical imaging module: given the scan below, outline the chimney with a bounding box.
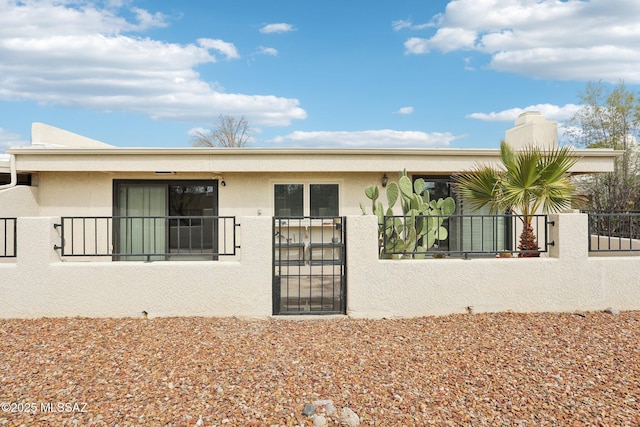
[504,111,558,150]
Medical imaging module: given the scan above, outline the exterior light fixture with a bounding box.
[381,173,388,188]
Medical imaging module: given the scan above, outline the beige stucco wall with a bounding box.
[346,214,640,317]
[4,169,447,220]
[37,172,113,216]
[31,122,114,149]
[0,186,39,217]
[0,216,271,318]
[590,235,640,252]
[33,171,387,218]
[1,213,640,318]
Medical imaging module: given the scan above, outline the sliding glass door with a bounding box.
[168,184,217,259]
[114,180,218,260]
[117,184,166,260]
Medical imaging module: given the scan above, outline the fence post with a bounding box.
[345,215,382,317]
[548,212,588,260]
[236,216,272,316]
[16,217,62,266]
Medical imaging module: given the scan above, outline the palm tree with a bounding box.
[453,141,581,256]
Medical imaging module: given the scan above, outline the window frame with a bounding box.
[112,179,219,260]
[272,181,341,217]
[412,174,513,254]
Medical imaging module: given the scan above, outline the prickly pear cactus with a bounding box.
[362,170,455,258]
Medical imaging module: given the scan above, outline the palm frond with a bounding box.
[499,141,517,171]
[457,142,581,216]
[536,145,581,213]
[452,167,504,213]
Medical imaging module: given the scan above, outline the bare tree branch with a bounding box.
[568,81,640,212]
[192,115,253,148]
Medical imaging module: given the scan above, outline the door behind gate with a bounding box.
[272,216,346,315]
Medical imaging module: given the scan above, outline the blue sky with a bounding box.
[0,0,639,151]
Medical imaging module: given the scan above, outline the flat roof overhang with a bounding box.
[6,146,622,175]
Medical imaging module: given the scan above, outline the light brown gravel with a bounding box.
[0,311,639,426]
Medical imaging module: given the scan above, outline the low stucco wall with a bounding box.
[590,234,640,253]
[0,216,272,318]
[1,213,639,318]
[0,186,39,217]
[346,214,640,318]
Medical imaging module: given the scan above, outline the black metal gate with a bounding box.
[273,216,346,315]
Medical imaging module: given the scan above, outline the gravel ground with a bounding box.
[0,311,639,426]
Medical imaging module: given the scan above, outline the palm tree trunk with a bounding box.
[518,219,540,257]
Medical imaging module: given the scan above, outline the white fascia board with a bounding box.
[6,147,621,174]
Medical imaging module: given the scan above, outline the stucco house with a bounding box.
[2,112,637,319]
[0,111,619,222]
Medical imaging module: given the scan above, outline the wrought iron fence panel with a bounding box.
[0,217,16,258]
[381,213,551,259]
[588,212,640,252]
[55,216,239,260]
[272,216,346,315]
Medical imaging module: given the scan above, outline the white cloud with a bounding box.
[463,57,475,71]
[467,104,582,122]
[257,46,278,56]
[406,27,476,54]
[404,37,429,55]
[187,127,207,137]
[404,0,640,83]
[392,18,436,31]
[198,38,239,60]
[0,128,29,151]
[0,0,168,37]
[467,103,594,146]
[260,23,295,34]
[558,124,583,145]
[395,106,414,115]
[0,1,306,126]
[392,19,413,31]
[268,130,459,148]
[130,7,169,31]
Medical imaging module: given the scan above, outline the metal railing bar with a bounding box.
[0,218,17,258]
[72,218,77,256]
[141,217,145,255]
[587,212,640,253]
[57,215,238,258]
[381,213,550,258]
